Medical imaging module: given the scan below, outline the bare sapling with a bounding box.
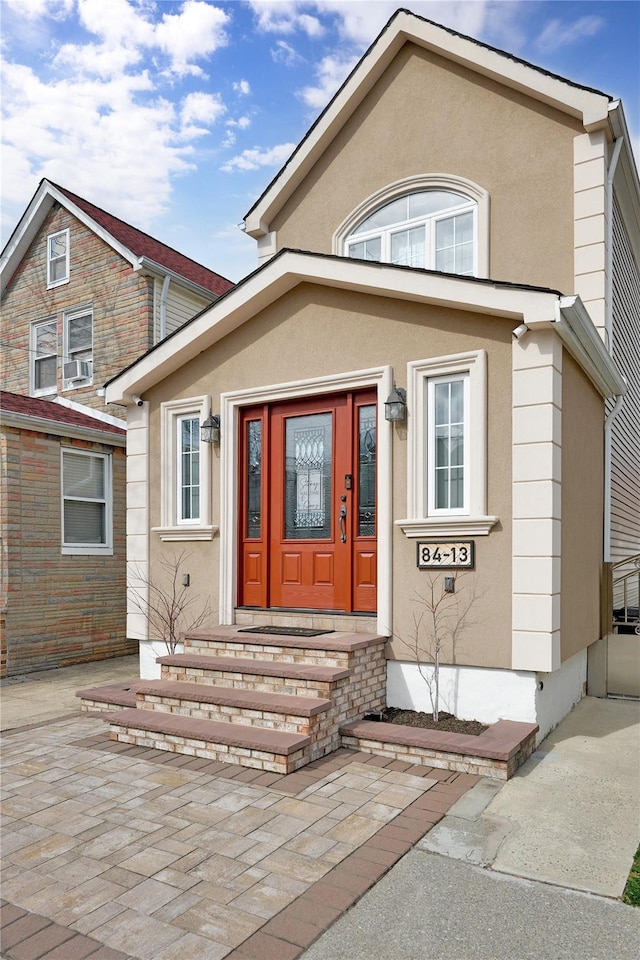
[398,573,480,722]
[129,551,211,655]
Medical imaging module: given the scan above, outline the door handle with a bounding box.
[339,503,347,543]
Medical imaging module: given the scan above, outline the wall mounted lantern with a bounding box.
[201,412,221,444]
[384,383,407,423]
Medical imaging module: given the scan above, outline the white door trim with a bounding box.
[219,365,393,635]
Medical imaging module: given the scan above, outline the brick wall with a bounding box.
[0,424,134,676]
[1,203,154,414]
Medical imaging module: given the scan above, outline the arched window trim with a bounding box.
[334,174,490,278]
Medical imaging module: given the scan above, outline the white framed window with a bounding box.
[427,374,470,516]
[336,175,490,278]
[63,308,93,387]
[396,350,498,538]
[47,229,69,287]
[346,191,476,276]
[31,318,57,396]
[153,396,215,540]
[61,448,112,555]
[177,414,200,524]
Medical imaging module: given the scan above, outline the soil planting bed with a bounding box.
[381,707,488,736]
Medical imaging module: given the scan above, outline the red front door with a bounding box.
[238,390,377,613]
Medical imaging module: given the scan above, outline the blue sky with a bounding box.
[1,0,638,282]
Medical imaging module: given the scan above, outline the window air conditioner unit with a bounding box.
[63,359,91,381]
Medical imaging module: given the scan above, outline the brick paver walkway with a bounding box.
[1,715,479,960]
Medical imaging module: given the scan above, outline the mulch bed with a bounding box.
[380,707,488,736]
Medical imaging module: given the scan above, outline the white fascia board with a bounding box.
[244,11,610,237]
[104,250,559,404]
[608,102,640,266]
[546,295,627,398]
[136,257,220,302]
[0,410,126,446]
[52,396,127,430]
[0,181,138,296]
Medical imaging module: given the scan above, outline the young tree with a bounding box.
[129,551,212,655]
[397,572,481,722]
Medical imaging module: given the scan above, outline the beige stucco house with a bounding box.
[105,9,639,742]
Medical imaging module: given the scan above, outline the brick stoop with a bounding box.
[76,681,141,712]
[339,717,539,780]
[98,629,388,774]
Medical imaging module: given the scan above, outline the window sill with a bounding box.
[395,516,499,538]
[62,546,113,556]
[153,525,218,542]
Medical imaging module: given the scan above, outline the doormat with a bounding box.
[238,626,335,637]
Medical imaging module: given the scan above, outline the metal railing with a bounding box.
[612,553,640,636]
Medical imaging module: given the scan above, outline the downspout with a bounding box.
[159,274,171,342]
[603,134,624,562]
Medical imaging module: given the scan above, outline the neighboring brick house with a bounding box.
[0,181,234,676]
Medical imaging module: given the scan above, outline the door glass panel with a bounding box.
[246,420,262,538]
[358,405,376,537]
[285,413,332,539]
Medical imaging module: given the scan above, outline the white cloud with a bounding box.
[155,0,230,76]
[182,91,226,126]
[248,1,323,37]
[298,52,358,110]
[233,79,251,96]
[271,39,303,66]
[226,116,251,130]
[3,0,74,19]
[535,15,605,54]
[221,142,296,172]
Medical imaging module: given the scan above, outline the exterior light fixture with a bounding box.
[201,412,220,444]
[384,383,407,423]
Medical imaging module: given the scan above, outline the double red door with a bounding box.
[239,390,377,613]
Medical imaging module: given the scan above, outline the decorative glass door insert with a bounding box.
[284,413,332,539]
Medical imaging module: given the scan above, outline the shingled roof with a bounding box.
[52,182,234,297]
[1,391,126,437]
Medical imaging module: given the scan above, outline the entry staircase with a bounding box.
[79,625,387,774]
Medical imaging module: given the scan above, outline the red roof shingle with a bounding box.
[0,391,126,437]
[52,182,234,298]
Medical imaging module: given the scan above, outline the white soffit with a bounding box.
[244,10,610,237]
[104,250,559,404]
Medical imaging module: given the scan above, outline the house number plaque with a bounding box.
[417,541,475,569]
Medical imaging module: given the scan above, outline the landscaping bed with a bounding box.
[381,707,488,736]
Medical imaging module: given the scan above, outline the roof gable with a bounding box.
[1,390,126,440]
[0,180,234,298]
[243,8,612,239]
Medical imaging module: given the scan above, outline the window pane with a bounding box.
[36,321,56,356]
[408,191,466,218]
[64,500,105,543]
[68,314,92,351]
[435,468,448,510]
[285,412,331,539]
[63,453,105,499]
[434,383,449,426]
[450,380,464,423]
[358,405,376,537]
[457,211,474,244]
[348,237,381,261]
[450,468,464,509]
[35,356,57,391]
[178,416,199,521]
[246,420,262,538]
[353,196,408,234]
[391,227,424,267]
[431,377,466,512]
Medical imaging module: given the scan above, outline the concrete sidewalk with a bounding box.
[303,697,640,959]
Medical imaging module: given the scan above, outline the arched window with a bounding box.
[345,190,476,276]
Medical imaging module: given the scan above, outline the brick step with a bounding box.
[339,719,539,781]
[105,708,311,774]
[76,681,140,713]
[183,628,386,668]
[135,680,331,734]
[158,653,351,698]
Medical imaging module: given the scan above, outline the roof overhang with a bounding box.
[243,9,611,239]
[105,249,571,405]
[0,409,127,446]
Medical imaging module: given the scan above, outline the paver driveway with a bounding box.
[1,715,478,959]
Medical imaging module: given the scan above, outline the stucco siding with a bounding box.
[144,282,514,671]
[271,42,581,294]
[560,351,604,662]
